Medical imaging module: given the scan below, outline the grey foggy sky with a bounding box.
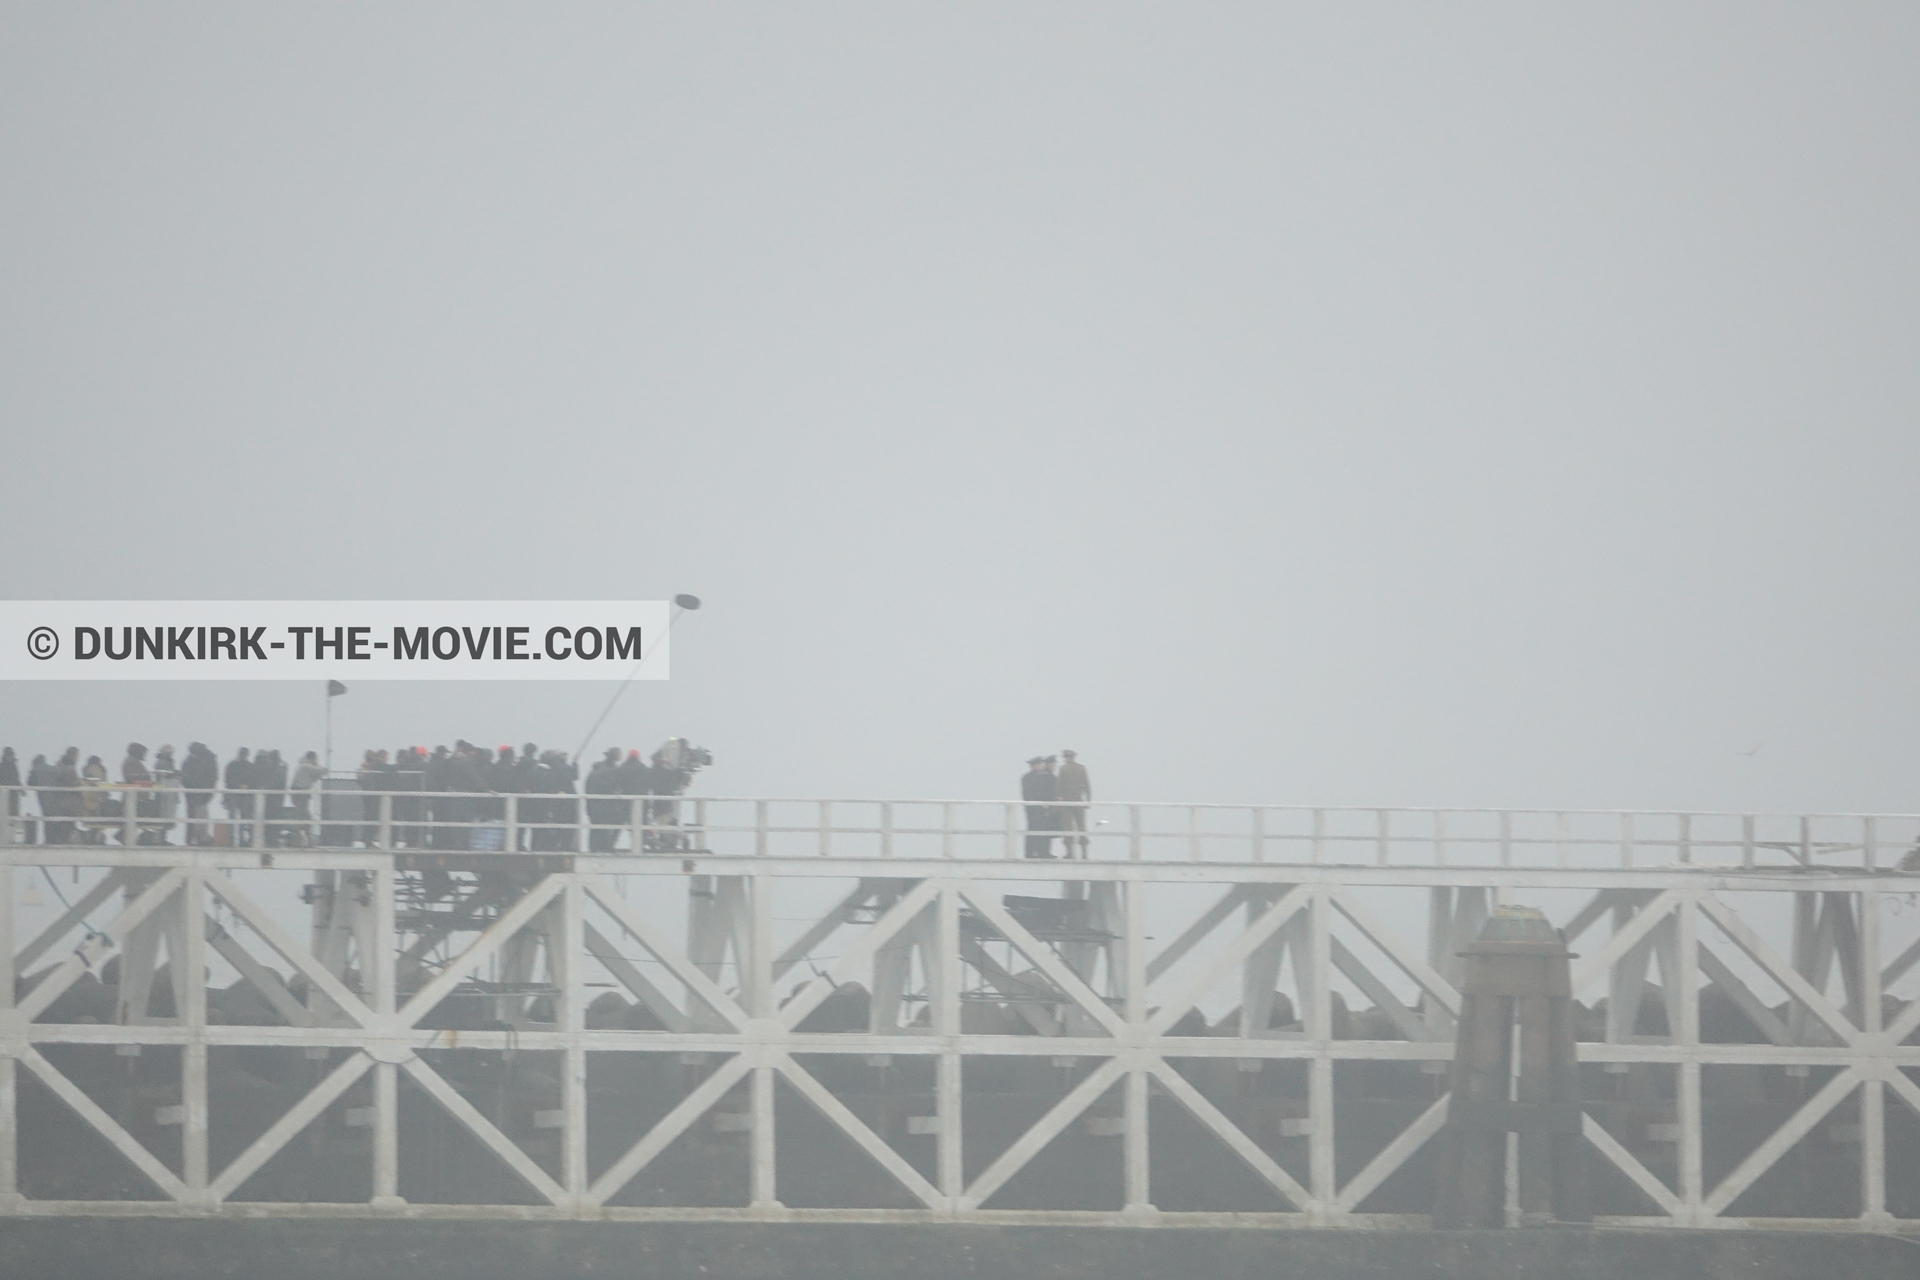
[2,4,1917,813]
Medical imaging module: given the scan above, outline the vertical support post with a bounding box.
[749,870,777,1210]
[372,1062,399,1207]
[0,1053,12,1209]
[1124,1063,1151,1214]
[0,860,15,1206]
[370,855,401,1207]
[1860,886,1887,1224]
[370,861,396,1014]
[1677,812,1692,864]
[1676,894,1702,1221]
[1251,806,1264,863]
[560,877,586,1202]
[750,1055,777,1210]
[880,802,893,859]
[252,792,265,851]
[378,793,392,851]
[0,860,12,1014]
[749,872,772,1021]
[122,789,137,848]
[504,794,518,855]
[1124,878,1146,1025]
[1123,878,1151,1215]
[1741,815,1755,868]
[1621,812,1634,868]
[182,870,209,1198]
[1789,892,1818,1044]
[1004,802,1016,860]
[818,801,831,858]
[1499,811,1512,867]
[942,803,954,860]
[1307,890,1334,1219]
[936,882,962,1210]
[1310,808,1325,865]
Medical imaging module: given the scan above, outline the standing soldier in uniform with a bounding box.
[1056,749,1091,857]
[1021,756,1057,858]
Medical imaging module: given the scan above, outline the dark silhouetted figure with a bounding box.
[393,747,425,846]
[47,748,81,845]
[0,748,19,835]
[224,748,253,845]
[1021,757,1057,858]
[585,748,623,851]
[180,743,218,845]
[25,753,51,844]
[425,746,455,849]
[258,749,291,845]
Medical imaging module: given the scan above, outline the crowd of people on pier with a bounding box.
[4,740,1096,857]
[0,738,705,851]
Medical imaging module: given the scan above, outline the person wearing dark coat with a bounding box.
[223,748,253,844]
[615,749,651,797]
[256,749,291,845]
[391,747,423,846]
[25,753,51,843]
[424,746,455,849]
[0,748,19,833]
[510,744,543,848]
[614,749,654,847]
[46,748,81,845]
[465,745,499,824]
[584,748,623,852]
[512,744,542,792]
[446,745,489,848]
[1021,757,1058,858]
[180,743,219,845]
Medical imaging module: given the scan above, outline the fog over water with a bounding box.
[4,6,1917,815]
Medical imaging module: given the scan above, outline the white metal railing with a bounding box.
[5,787,1918,871]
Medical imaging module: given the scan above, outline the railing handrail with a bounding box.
[6,784,1920,822]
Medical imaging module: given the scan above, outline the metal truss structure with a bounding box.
[1,792,1918,1231]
